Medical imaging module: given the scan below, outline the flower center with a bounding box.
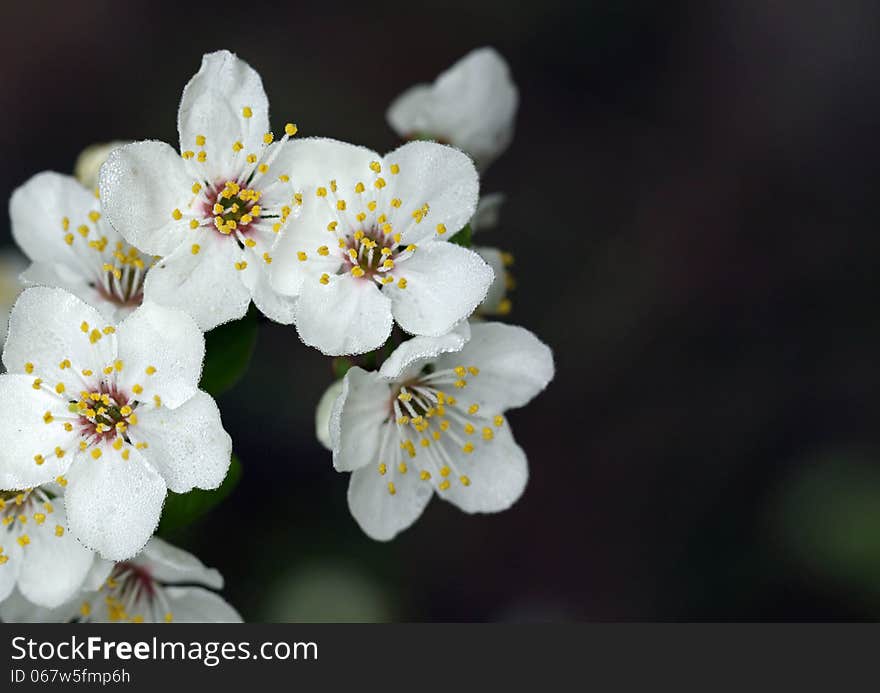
[85,562,174,623]
[73,385,137,444]
[369,364,506,496]
[93,242,149,308]
[201,180,263,237]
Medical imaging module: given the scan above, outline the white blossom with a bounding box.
[0,287,231,560]
[328,322,554,540]
[99,50,302,330]
[387,48,518,171]
[268,138,493,355]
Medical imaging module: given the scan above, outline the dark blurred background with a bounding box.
[2,0,880,620]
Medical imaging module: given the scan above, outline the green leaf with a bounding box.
[158,453,242,537]
[448,223,472,248]
[200,309,259,397]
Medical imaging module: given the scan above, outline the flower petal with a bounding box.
[164,586,242,623]
[378,323,470,381]
[383,141,479,245]
[142,233,251,331]
[99,140,193,257]
[434,322,554,412]
[239,259,298,324]
[347,453,434,541]
[18,502,95,608]
[65,447,166,561]
[9,172,97,265]
[0,374,74,489]
[177,50,269,176]
[20,262,118,320]
[315,379,344,450]
[139,536,223,589]
[388,242,493,336]
[3,286,116,383]
[387,48,518,170]
[470,192,505,233]
[437,421,528,513]
[329,368,390,472]
[474,247,508,315]
[294,274,392,356]
[0,548,20,604]
[132,391,231,494]
[0,589,80,623]
[115,301,204,410]
[272,137,379,191]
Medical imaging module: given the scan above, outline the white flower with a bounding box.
[386,48,519,171]
[268,138,494,355]
[10,173,153,321]
[0,287,231,560]
[0,249,27,347]
[74,141,129,190]
[1,536,241,623]
[328,321,554,540]
[99,50,301,331]
[0,485,98,609]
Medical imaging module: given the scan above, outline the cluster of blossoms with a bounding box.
[0,47,553,622]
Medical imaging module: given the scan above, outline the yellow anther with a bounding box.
[263,253,273,264]
[351,266,365,278]
[232,141,244,152]
[420,438,430,447]
[369,161,381,173]
[378,463,387,475]
[135,442,148,450]
[191,244,201,255]
[284,123,298,136]
[172,208,183,220]
[24,362,34,374]
[33,454,44,466]
[494,415,504,427]
[320,273,330,285]
[91,448,102,459]
[389,163,400,174]
[235,261,248,271]
[32,378,43,390]
[258,163,269,174]
[120,405,132,416]
[112,437,124,450]
[460,475,471,487]
[153,395,162,408]
[462,442,474,454]
[81,321,89,333]
[164,612,174,623]
[482,427,494,440]
[374,177,386,189]
[398,462,408,474]
[263,132,274,144]
[56,476,67,487]
[382,259,394,270]
[297,251,308,262]
[391,198,402,208]
[316,187,327,197]
[387,482,396,496]
[62,216,70,230]
[197,151,207,162]
[464,423,475,435]
[88,210,101,223]
[195,134,206,146]
[317,245,329,256]
[440,466,450,477]
[397,278,408,289]
[43,411,54,424]
[244,239,256,248]
[34,512,46,525]
[354,182,365,194]
[242,106,253,118]
[121,449,130,460]
[420,470,431,481]
[55,525,65,537]
[439,479,451,491]
[132,384,143,395]
[78,224,89,237]
[436,223,447,235]
[89,329,102,344]
[336,199,347,211]
[182,150,195,159]
[17,535,30,547]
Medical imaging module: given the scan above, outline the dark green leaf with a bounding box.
[448,223,472,248]
[158,453,242,536]
[200,309,259,396]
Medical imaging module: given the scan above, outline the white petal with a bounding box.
[99,141,193,257]
[389,242,493,336]
[315,379,344,450]
[131,391,231,494]
[164,586,242,623]
[138,536,223,589]
[383,141,479,245]
[0,547,20,603]
[272,137,379,191]
[239,259,298,324]
[2,286,116,384]
[438,421,528,513]
[474,247,508,315]
[347,453,434,541]
[9,172,97,265]
[378,323,470,381]
[386,84,432,135]
[18,503,95,608]
[65,447,166,561]
[434,322,554,412]
[329,368,390,472]
[114,301,204,409]
[177,50,269,176]
[75,141,130,189]
[470,192,505,233]
[20,262,117,320]
[294,274,392,356]
[0,589,80,623]
[387,48,518,170]
[0,374,73,489]
[142,234,251,331]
